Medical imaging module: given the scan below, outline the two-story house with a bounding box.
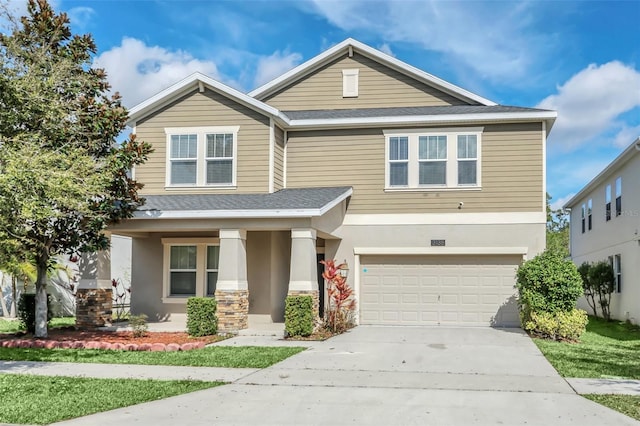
[76,39,556,332]
[564,137,640,324]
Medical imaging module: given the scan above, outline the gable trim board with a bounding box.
[249,38,497,106]
[563,136,640,209]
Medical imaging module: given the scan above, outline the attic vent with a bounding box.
[342,69,359,98]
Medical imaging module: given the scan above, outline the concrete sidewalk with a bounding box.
[567,377,640,395]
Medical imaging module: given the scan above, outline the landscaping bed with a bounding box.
[0,327,224,352]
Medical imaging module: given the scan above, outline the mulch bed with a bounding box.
[0,327,223,352]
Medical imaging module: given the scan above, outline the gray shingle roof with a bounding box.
[282,105,551,120]
[137,186,352,212]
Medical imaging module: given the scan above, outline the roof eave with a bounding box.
[286,111,557,130]
[563,136,640,209]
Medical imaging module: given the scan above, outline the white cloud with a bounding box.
[538,61,640,150]
[253,50,302,88]
[613,124,640,149]
[377,43,394,57]
[67,6,95,30]
[93,37,220,108]
[550,193,575,211]
[305,0,545,82]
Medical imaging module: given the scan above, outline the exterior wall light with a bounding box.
[339,261,349,278]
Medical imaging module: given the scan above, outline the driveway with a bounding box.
[54,326,638,425]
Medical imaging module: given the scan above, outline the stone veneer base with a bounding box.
[215,289,249,333]
[76,288,113,329]
[287,290,320,319]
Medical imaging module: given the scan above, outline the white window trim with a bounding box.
[614,254,622,293]
[384,127,483,191]
[161,238,220,303]
[342,69,359,98]
[165,126,239,189]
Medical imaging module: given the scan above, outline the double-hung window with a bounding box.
[166,126,239,187]
[615,177,622,216]
[581,203,586,233]
[614,254,622,293]
[605,184,611,221]
[385,128,482,189]
[587,199,593,231]
[162,238,220,302]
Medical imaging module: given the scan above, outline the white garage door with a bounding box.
[359,255,521,327]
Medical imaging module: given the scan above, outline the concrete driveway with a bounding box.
[54,326,639,426]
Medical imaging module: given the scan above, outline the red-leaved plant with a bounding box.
[321,259,356,333]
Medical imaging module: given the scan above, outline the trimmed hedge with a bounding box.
[522,308,588,342]
[285,295,314,337]
[17,293,52,333]
[186,297,218,337]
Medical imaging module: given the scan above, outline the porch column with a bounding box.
[215,229,249,332]
[288,228,319,318]
[76,249,113,329]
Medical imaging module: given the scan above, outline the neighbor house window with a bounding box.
[162,238,220,302]
[587,199,593,231]
[614,254,622,293]
[615,177,622,216]
[605,184,611,221]
[165,126,239,187]
[385,128,482,189]
[581,203,586,234]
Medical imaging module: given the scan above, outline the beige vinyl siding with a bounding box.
[274,126,285,191]
[263,53,470,110]
[135,89,270,194]
[286,122,543,213]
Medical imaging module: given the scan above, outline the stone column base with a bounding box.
[76,288,112,329]
[215,289,249,333]
[287,290,320,320]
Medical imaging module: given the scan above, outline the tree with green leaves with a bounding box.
[0,0,151,337]
[546,193,569,257]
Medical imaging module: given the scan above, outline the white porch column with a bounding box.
[215,229,249,332]
[76,249,112,329]
[288,228,319,317]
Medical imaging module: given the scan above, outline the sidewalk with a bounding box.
[566,377,640,395]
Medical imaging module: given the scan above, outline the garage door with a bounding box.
[359,255,521,327]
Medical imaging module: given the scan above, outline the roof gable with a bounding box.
[127,72,283,127]
[249,38,497,107]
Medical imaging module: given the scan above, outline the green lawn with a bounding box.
[0,345,305,368]
[0,373,222,425]
[534,316,640,379]
[0,316,76,333]
[584,395,640,421]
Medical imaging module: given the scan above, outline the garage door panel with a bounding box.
[360,255,521,326]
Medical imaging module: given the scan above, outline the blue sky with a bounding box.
[5,0,640,208]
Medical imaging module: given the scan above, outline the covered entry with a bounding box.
[359,254,523,327]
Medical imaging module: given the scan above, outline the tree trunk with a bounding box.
[35,256,49,338]
[10,276,17,317]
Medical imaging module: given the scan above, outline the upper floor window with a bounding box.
[385,128,482,190]
[587,199,593,231]
[165,126,239,188]
[605,184,611,221]
[615,177,622,216]
[581,203,586,233]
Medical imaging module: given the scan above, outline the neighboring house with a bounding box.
[84,38,555,332]
[564,137,640,324]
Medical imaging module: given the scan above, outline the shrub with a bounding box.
[516,250,583,315]
[17,293,52,334]
[186,297,218,337]
[321,259,357,334]
[285,295,314,337]
[129,314,148,338]
[522,308,588,342]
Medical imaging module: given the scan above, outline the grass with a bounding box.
[0,345,306,368]
[0,373,222,425]
[0,316,76,333]
[534,316,640,379]
[584,395,640,421]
